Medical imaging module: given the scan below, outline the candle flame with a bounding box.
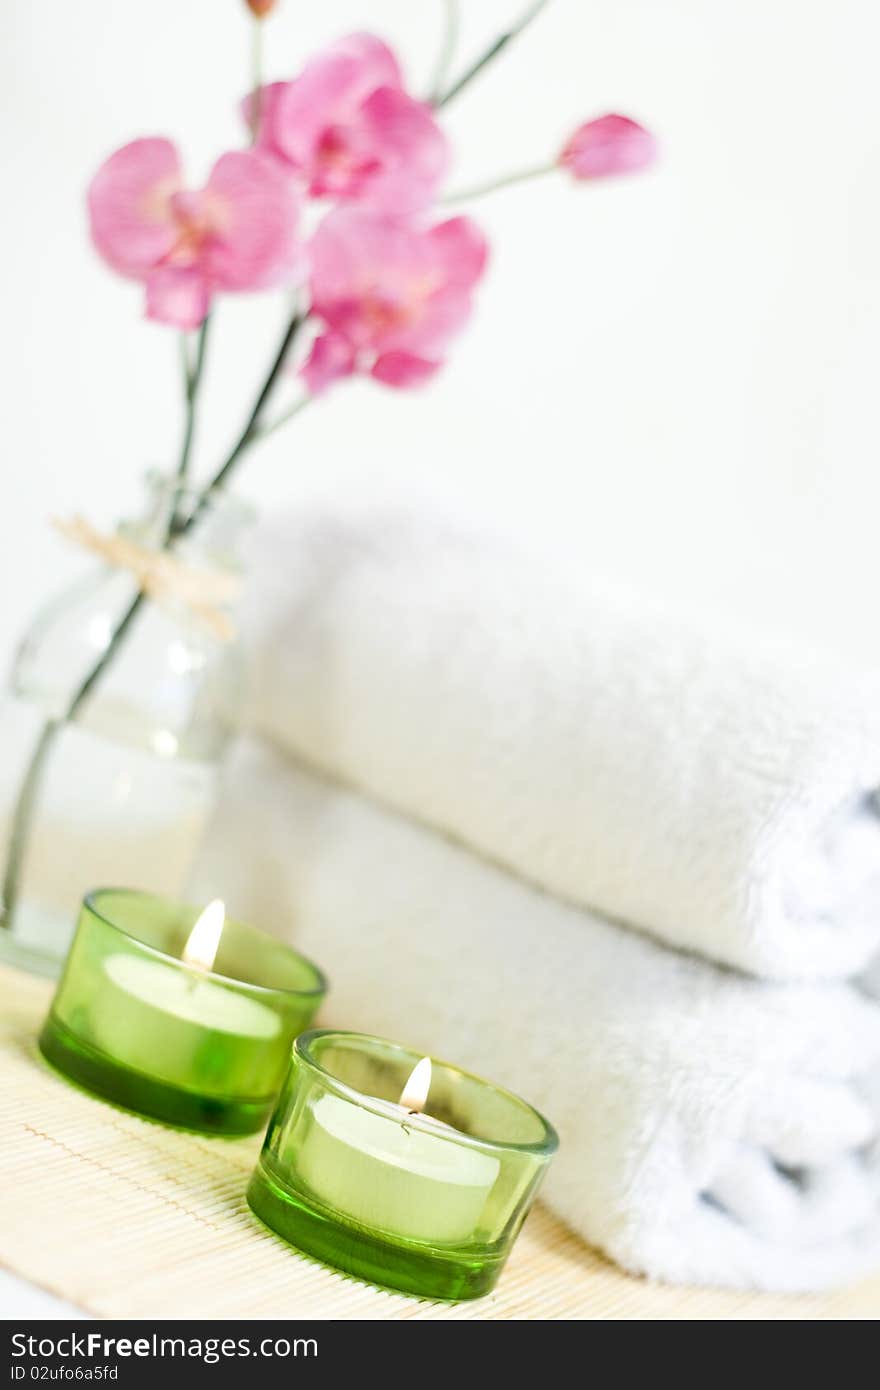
[399,1057,432,1113]
[182,899,225,972]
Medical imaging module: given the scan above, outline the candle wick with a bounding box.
[185,967,204,995]
[401,1106,425,1135]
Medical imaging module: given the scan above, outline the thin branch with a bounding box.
[175,315,211,492]
[436,0,551,108]
[429,0,461,103]
[444,162,555,203]
[257,393,312,440]
[249,18,264,143]
[179,332,194,392]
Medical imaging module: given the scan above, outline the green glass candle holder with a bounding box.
[39,888,327,1135]
[247,1030,558,1301]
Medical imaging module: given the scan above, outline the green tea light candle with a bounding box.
[39,889,327,1134]
[247,1031,558,1300]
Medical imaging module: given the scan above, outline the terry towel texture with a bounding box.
[193,738,880,1293]
[243,494,880,982]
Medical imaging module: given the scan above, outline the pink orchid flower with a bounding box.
[559,114,657,180]
[301,208,488,394]
[88,138,304,329]
[247,33,449,213]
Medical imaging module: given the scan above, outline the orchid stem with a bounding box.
[429,0,461,103]
[249,19,264,143]
[180,333,193,390]
[257,393,312,440]
[436,0,551,108]
[444,162,555,203]
[175,315,211,496]
[175,309,307,535]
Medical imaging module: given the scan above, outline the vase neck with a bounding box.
[125,471,255,570]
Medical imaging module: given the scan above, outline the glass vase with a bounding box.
[0,472,251,978]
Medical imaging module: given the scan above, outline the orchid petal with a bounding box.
[88,137,181,278]
[301,332,357,395]
[355,87,450,212]
[371,352,441,388]
[426,217,489,291]
[205,150,305,291]
[243,83,293,163]
[145,265,210,328]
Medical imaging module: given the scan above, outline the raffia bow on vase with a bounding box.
[53,516,241,642]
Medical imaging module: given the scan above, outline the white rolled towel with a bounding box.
[243,492,880,982]
[192,737,880,1292]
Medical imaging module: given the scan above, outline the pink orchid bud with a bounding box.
[245,0,277,17]
[559,114,657,180]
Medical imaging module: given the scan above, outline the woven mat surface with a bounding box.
[1,964,877,1320]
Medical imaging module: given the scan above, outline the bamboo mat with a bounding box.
[1,965,877,1320]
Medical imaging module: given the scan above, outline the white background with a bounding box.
[3,0,880,666]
